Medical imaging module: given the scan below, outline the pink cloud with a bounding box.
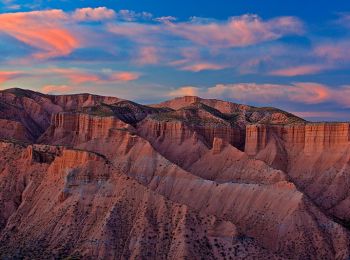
[0,71,24,83]
[44,68,140,84]
[269,64,329,76]
[73,7,116,21]
[42,85,73,94]
[47,68,100,83]
[289,83,330,104]
[0,10,79,59]
[110,72,140,81]
[137,46,159,65]
[181,63,227,72]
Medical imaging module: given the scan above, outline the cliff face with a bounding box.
[39,112,131,146]
[244,123,350,224]
[245,123,350,156]
[1,88,350,259]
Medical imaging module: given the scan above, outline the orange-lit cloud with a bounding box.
[168,86,200,97]
[73,7,116,21]
[42,84,73,94]
[288,83,330,104]
[0,10,79,59]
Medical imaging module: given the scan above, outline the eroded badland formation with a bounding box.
[1,88,350,259]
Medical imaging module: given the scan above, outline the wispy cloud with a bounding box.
[108,14,304,48]
[42,68,140,84]
[314,41,350,61]
[168,15,304,48]
[269,64,330,76]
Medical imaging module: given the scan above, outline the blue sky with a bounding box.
[1,0,350,121]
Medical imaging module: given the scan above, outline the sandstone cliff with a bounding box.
[1,88,350,259]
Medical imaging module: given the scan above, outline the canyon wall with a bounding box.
[245,123,350,156]
[39,112,132,145]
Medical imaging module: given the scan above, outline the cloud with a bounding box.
[168,86,200,97]
[107,14,304,70]
[269,64,330,76]
[180,63,227,72]
[335,13,350,29]
[154,16,177,23]
[0,10,79,59]
[44,68,140,83]
[42,84,73,94]
[169,82,350,107]
[291,111,347,119]
[136,46,159,65]
[332,85,350,107]
[47,68,100,83]
[109,72,140,81]
[314,41,350,61]
[116,10,153,21]
[73,7,116,21]
[0,71,24,83]
[108,14,304,49]
[168,15,304,48]
[107,22,159,44]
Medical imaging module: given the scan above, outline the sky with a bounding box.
[0,1,350,121]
